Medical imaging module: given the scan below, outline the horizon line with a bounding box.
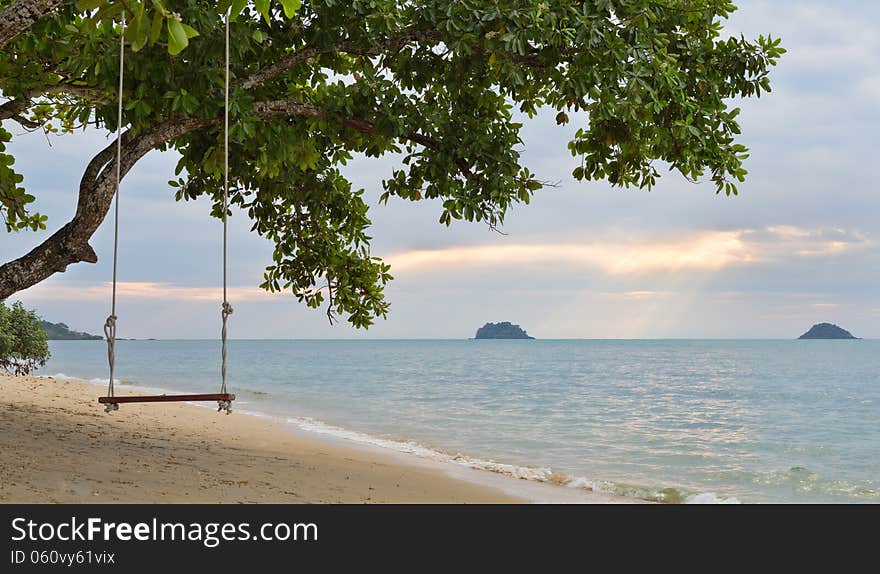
[49,337,876,341]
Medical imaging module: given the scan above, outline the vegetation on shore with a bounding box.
[0,300,49,375]
[40,320,103,340]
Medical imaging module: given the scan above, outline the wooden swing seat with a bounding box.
[98,21,236,415]
[98,393,235,405]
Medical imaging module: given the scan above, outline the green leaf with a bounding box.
[131,30,147,52]
[89,1,122,24]
[129,5,149,52]
[148,10,163,44]
[166,17,188,55]
[278,0,301,18]
[229,0,248,21]
[149,0,168,17]
[254,0,271,24]
[76,0,104,10]
[180,23,199,39]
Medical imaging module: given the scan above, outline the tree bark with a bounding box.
[0,0,66,49]
[0,116,216,299]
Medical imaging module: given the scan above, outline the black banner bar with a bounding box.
[1,504,874,570]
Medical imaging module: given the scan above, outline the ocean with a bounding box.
[39,339,880,503]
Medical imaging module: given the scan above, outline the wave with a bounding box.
[40,371,738,504]
[685,492,741,504]
[747,466,880,501]
[44,372,111,386]
[281,415,740,504]
[44,372,272,398]
[41,372,197,401]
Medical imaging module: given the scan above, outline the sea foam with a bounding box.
[281,414,739,503]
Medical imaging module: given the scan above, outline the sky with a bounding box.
[2,0,879,339]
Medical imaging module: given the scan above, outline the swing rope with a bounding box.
[218,8,233,413]
[103,11,234,414]
[103,12,125,413]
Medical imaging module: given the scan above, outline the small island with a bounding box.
[798,323,858,340]
[40,321,103,341]
[474,322,535,340]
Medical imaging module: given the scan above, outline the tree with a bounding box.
[0,0,783,327]
[0,300,50,375]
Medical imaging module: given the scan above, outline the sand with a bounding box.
[0,374,639,504]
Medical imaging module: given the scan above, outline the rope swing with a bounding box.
[218,7,234,412]
[99,10,236,414]
[101,10,125,413]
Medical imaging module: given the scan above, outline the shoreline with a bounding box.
[0,374,642,504]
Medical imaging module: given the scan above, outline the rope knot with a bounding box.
[221,301,234,318]
[104,314,118,402]
[103,314,117,339]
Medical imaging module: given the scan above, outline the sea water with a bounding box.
[39,339,880,503]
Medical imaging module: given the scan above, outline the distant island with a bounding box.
[798,323,858,340]
[40,321,102,340]
[474,322,535,340]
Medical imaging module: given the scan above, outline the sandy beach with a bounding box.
[0,374,639,504]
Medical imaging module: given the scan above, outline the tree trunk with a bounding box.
[0,116,216,300]
[0,0,65,49]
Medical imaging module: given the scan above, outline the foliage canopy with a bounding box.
[0,0,783,327]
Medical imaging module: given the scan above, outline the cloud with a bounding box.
[387,230,754,275]
[386,226,871,277]
[760,225,872,257]
[20,281,274,303]
[727,2,880,75]
[857,75,880,101]
[764,225,813,240]
[614,291,665,300]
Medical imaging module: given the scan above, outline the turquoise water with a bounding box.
[40,339,880,503]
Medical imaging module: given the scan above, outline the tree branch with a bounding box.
[238,27,553,92]
[0,83,107,130]
[240,29,445,90]
[0,97,31,121]
[253,98,475,179]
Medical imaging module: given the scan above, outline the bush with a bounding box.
[0,300,50,375]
